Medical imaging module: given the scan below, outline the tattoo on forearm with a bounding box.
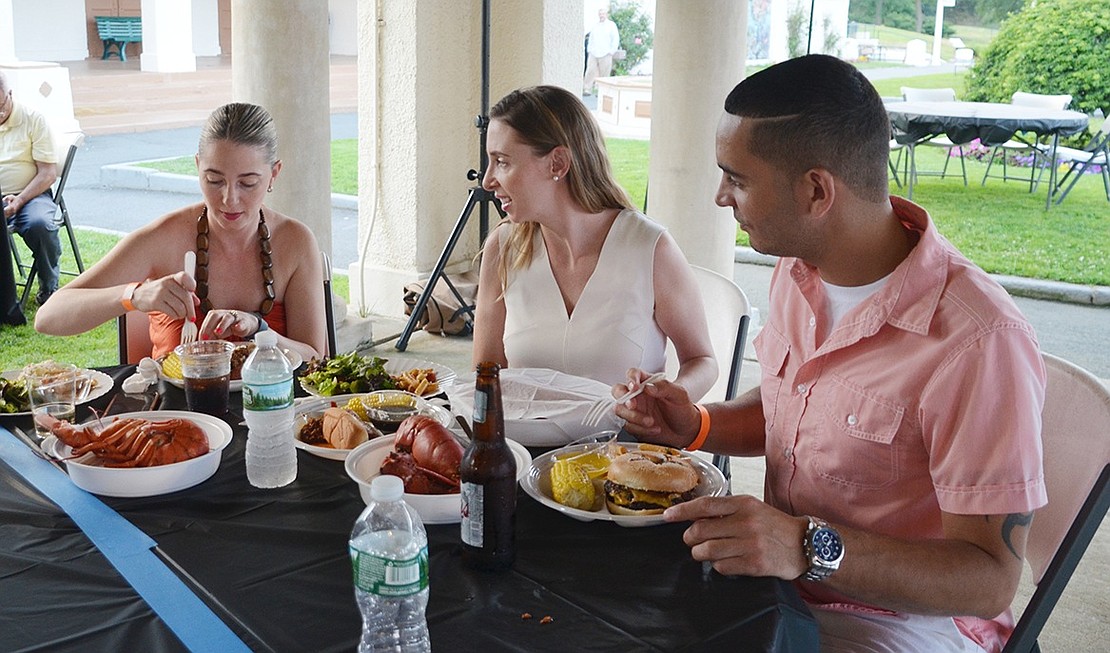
[1001,512,1034,560]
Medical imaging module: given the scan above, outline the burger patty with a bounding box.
[604,480,697,510]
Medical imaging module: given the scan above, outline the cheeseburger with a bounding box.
[604,445,699,515]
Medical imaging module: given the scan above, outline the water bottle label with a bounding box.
[350,545,429,596]
[242,379,294,411]
[472,390,488,424]
[460,482,483,546]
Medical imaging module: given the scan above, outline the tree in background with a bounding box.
[853,0,1025,30]
[608,0,653,76]
[787,2,809,58]
[965,0,1109,115]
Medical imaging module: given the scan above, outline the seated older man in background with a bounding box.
[0,70,61,306]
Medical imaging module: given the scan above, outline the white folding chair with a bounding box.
[982,92,1073,191]
[1049,119,1110,206]
[1002,353,1110,652]
[664,265,751,483]
[900,87,968,187]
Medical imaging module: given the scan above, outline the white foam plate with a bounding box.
[1,369,113,416]
[345,433,531,525]
[293,397,453,461]
[162,348,303,392]
[521,443,728,527]
[301,358,456,398]
[41,410,233,497]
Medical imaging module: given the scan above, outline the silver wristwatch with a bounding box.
[803,516,844,581]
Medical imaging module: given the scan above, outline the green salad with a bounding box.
[0,377,30,414]
[299,352,398,396]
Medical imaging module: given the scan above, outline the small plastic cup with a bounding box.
[176,340,235,416]
[26,363,80,439]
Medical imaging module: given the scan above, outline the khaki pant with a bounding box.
[583,53,613,94]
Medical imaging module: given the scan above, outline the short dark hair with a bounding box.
[724,55,890,202]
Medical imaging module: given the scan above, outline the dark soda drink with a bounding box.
[459,362,517,570]
[184,373,230,415]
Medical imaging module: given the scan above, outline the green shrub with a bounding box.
[609,0,653,76]
[965,0,1109,114]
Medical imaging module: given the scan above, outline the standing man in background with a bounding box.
[583,7,620,96]
[0,71,60,306]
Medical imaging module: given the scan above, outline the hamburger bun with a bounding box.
[604,446,698,515]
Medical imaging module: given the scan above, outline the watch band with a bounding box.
[251,312,270,335]
[121,282,141,312]
[803,516,844,582]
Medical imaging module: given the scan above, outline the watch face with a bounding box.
[812,527,843,563]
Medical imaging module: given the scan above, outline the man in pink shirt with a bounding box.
[616,55,1046,653]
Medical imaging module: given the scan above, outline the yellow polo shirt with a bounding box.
[0,101,56,195]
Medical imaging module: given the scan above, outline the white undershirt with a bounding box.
[819,274,892,342]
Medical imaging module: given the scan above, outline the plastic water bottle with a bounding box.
[241,330,297,488]
[350,475,430,653]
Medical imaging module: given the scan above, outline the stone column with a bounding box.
[0,0,17,61]
[648,0,747,278]
[231,0,331,260]
[139,0,197,72]
[349,0,580,319]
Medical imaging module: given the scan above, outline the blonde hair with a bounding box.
[199,103,279,165]
[489,86,632,289]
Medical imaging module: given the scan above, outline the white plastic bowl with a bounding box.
[41,410,233,497]
[344,432,531,525]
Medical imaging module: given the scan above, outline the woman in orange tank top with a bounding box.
[35,103,327,363]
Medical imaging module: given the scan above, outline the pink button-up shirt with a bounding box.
[753,197,1046,651]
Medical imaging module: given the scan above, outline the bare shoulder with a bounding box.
[265,209,321,251]
[127,203,203,248]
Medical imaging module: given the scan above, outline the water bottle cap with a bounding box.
[370,475,405,502]
[254,330,278,347]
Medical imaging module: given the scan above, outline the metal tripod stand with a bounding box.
[394,0,503,352]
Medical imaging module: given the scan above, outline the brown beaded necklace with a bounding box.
[195,207,275,315]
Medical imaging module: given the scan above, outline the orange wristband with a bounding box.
[121,282,141,312]
[686,403,711,451]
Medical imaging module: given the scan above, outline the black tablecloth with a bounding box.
[1,222,26,326]
[889,101,1089,146]
[0,368,819,652]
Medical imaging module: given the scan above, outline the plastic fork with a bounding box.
[179,251,199,345]
[581,372,666,428]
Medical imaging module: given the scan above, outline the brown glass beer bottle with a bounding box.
[459,362,517,570]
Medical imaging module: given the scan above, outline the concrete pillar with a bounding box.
[231,0,331,260]
[350,0,581,319]
[648,0,747,278]
[191,0,221,57]
[0,0,17,61]
[140,0,197,72]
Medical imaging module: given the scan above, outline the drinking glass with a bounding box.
[176,340,235,416]
[27,363,80,439]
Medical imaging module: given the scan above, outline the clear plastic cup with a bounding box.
[26,363,80,439]
[175,340,235,416]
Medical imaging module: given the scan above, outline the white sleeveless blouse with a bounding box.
[502,209,667,386]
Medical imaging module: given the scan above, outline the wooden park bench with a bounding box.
[95,16,142,62]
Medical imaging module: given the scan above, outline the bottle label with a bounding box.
[350,545,429,597]
[473,390,488,424]
[460,481,483,546]
[242,378,294,412]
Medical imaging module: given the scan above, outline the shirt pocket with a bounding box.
[754,327,789,430]
[815,376,905,489]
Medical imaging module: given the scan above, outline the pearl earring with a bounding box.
[552,175,560,181]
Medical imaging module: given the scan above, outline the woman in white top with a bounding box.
[473,85,717,399]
